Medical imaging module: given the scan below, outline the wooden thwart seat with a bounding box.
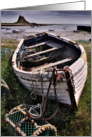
[19,47,58,60]
[23,40,63,50]
[18,44,64,60]
[23,40,52,50]
[23,42,46,50]
[32,58,72,72]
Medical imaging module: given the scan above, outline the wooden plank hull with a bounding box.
[71,62,87,106]
[18,77,71,105]
[12,32,87,107]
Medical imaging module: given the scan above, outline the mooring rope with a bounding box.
[29,68,45,118]
[30,73,37,100]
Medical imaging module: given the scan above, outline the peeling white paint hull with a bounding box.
[18,77,71,105]
[12,33,87,107]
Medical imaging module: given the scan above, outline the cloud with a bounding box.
[1,11,91,24]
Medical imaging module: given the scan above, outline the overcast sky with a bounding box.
[1,11,91,24]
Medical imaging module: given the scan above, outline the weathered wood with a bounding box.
[18,77,71,104]
[5,117,26,136]
[74,71,87,86]
[64,68,77,109]
[5,117,16,128]
[69,58,84,74]
[75,84,84,102]
[47,41,63,48]
[19,77,68,91]
[75,75,87,90]
[19,109,27,115]
[73,63,87,80]
[32,58,72,71]
[23,40,61,50]
[37,90,70,97]
[12,32,87,107]
[75,86,84,95]
[18,117,28,127]
[20,83,68,91]
[75,78,86,91]
[74,70,87,86]
[19,78,67,87]
[23,42,46,50]
[21,47,57,59]
[9,104,24,114]
[74,80,86,92]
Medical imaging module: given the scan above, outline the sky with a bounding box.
[1,11,91,24]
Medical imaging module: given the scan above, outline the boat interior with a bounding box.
[17,33,81,71]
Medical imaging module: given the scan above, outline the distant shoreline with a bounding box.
[1,23,91,26]
[1,23,48,27]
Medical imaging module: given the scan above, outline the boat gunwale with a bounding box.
[12,32,86,76]
[12,32,87,107]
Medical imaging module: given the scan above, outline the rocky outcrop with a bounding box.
[1,15,47,26]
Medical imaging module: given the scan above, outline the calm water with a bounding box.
[1,24,79,32]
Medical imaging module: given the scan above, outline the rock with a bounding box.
[12,29,20,33]
[17,15,30,24]
[73,30,78,33]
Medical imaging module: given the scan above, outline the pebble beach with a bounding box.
[1,24,91,41]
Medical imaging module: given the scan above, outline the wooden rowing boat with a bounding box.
[12,32,87,108]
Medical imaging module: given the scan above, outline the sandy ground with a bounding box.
[53,30,91,41]
[1,30,91,41]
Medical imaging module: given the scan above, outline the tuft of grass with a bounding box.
[1,39,91,136]
[1,39,19,50]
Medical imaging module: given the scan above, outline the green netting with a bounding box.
[38,129,50,136]
[36,120,46,126]
[1,78,10,98]
[1,51,5,56]
[9,111,25,125]
[7,111,47,136]
[20,119,36,136]
[5,48,12,53]
[7,123,15,135]
[1,48,14,56]
[1,78,6,85]
[5,105,57,136]
[7,120,55,136]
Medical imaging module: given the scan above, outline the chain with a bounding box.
[53,73,58,106]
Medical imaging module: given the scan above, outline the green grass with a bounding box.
[1,39,19,49]
[1,39,91,136]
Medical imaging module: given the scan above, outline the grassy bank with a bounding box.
[1,39,91,136]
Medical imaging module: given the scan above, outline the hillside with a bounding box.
[1,15,47,26]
